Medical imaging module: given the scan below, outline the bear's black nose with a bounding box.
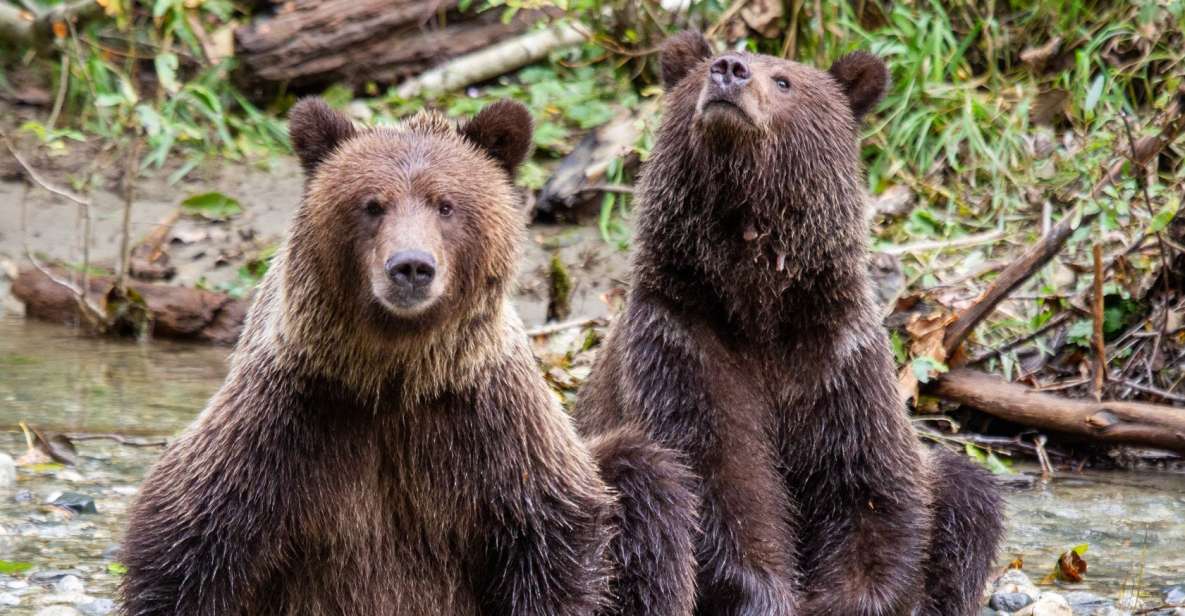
[386,251,436,288]
[710,56,751,88]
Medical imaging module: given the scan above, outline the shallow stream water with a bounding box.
[0,314,1182,614]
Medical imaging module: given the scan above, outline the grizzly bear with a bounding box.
[575,32,1004,616]
[120,98,698,616]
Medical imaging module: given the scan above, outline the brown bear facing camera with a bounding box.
[120,99,698,616]
[575,32,1004,616]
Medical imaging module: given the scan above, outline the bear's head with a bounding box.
[632,32,889,338]
[659,30,888,152]
[284,98,532,334]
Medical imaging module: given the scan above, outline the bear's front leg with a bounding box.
[615,298,800,616]
[121,421,296,616]
[789,343,931,616]
[479,469,616,616]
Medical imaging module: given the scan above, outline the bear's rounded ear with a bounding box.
[661,31,713,90]
[288,97,358,175]
[459,99,534,176]
[828,51,890,121]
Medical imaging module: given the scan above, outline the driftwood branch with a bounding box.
[396,22,588,98]
[931,369,1185,454]
[941,86,1185,359]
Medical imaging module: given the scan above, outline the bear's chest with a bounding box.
[293,400,492,595]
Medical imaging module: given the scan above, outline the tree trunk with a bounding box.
[234,0,541,91]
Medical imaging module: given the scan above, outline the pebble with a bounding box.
[989,569,1042,612]
[1014,592,1072,616]
[77,598,116,616]
[28,571,83,587]
[54,575,85,594]
[0,452,15,487]
[48,492,98,515]
[14,488,34,502]
[0,591,21,606]
[1167,587,1185,607]
[991,591,1034,612]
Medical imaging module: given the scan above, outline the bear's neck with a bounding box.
[632,139,877,344]
[232,255,512,405]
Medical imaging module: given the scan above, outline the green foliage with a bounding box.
[0,560,34,574]
[964,443,1014,475]
[216,244,277,300]
[180,191,242,221]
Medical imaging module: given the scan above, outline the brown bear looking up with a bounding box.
[575,32,1004,616]
[119,98,698,616]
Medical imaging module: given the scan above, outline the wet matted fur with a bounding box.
[575,31,1004,616]
[120,99,696,616]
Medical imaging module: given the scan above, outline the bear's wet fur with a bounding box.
[120,98,697,616]
[575,31,1003,616]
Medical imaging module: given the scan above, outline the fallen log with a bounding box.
[234,0,542,91]
[12,267,247,345]
[930,368,1185,455]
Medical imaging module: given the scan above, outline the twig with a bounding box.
[5,136,105,325]
[66,433,168,447]
[580,183,635,195]
[1120,380,1185,404]
[705,0,750,39]
[1092,243,1106,401]
[525,316,606,337]
[881,229,1004,256]
[47,54,69,129]
[2,136,89,206]
[1034,434,1055,480]
[116,139,142,293]
[781,0,805,58]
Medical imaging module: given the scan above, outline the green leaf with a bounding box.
[108,562,129,575]
[95,93,126,108]
[1149,196,1179,233]
[910,356,949,384]
[0,560,33,574]
[964,443,1013,475]
[153,0,175,18]
[181,192,242,221]
[155,53,181,95]
[1084,74,1105,112]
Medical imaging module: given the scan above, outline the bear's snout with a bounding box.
[385,250,437,289]
[709,56,751,89]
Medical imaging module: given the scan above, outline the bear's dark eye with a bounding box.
[774,77,791,91]
[438,200,454,218]
[364,199,384,217]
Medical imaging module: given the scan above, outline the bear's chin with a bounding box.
[370,292,444,323]
[694,105,762,149]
